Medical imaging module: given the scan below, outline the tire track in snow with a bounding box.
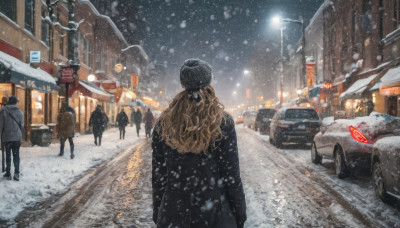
[237,127,366,227]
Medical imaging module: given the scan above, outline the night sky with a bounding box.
[134,0,324,104]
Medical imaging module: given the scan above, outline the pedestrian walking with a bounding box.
[152,59,247,227]
[130,109,135,127]
[89,105,105,146]
[144,108,154,139]
[116,108,129,139]
[0,96,24,181]
[1,96,8,173]
[56,103,75,159]
[134,108,142,137]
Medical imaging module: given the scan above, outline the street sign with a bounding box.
[30,51,41,63]
[60,68,75,84]
[131,74,139,89]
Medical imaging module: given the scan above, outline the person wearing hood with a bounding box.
[0,96,24,181]
[134,108,142,137]
[56,103,75,159]
[144,108,154,139]
[116,108,129,139]
[152,59,247,228]
[89,105,106,146]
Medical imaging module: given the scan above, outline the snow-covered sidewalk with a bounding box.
[0,126,142,221]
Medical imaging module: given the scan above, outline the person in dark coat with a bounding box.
[89,105,105,146]
[116,108,129,139]
[144,108,154,139]
[152,59,246,228]
[133,109,142,137]
[56,103,75,159]
[0,96,23,181]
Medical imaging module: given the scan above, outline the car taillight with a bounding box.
[349,126,368,143]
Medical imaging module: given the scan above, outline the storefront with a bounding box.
[0,51,59,141]
[69,80,112,133]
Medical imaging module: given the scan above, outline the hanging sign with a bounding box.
[131,73,139,88]
[306,62,315,88]
[30,51,41,63]
[60,68,74,83]
[114,63,123,73]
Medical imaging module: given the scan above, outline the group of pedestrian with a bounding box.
[117,108,154,139]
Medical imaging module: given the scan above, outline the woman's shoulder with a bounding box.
[221,112,235,133]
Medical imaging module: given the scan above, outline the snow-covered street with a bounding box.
[1,125,400,227]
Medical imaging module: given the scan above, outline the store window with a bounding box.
[50,93,58,124]
[0,84,12,108]
[0,0,16,21]
[25,0,35,34]
[16,88,25,120]
[32,91,45,124]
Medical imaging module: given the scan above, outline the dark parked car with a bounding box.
[371,135,400,203]
[269,107,320,148]
[312,113,400,179]
[255,108,276,134]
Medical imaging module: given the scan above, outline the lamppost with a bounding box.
[272,16,305,107]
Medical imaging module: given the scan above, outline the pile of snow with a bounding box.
[0,126,141,221]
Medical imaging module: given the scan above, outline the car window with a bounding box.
[256,109,276,120]
[284,109,319,120]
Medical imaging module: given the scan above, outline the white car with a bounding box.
[312,113,400,179]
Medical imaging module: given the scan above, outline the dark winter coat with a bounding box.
[89,108,105,134]
[152,113,247,228]
[116,111,129,127]
[0,105,24,142]
[134,110,142,125]
[57,110,75,138]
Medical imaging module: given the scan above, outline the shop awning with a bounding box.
[0,51,59,93]
[102,79,123,93]
[70,80,111,101]
[309,87,320,98]
[339,74,378,101]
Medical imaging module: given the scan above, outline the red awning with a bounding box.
[69,80,111,101]
[102,79,123,93]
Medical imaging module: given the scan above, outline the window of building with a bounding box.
[80,33,87,65]
[394,0,400,30]
[0,0,16,21]
[329,25,336,74]
[60,32,65,56]
[32,90,45,124]
[25,0,35,34]
[97,50,103,70]
[41,7,49,45]
[88,41,93,67]
[104,51,108,72]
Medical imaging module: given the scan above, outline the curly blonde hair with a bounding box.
[157,85,225,154]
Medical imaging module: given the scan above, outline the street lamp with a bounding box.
[271,16,305,107]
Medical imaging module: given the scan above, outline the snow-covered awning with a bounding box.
[339,74,378,101]
[70,80,111,102]
[0,51,59,93]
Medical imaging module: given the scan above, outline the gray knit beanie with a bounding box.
[180,59,213,90]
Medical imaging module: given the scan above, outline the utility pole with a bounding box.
[66,0,77,105]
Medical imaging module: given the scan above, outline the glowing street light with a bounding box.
[243,70,250,75]
[88,74,96,82]
[271,16,281,28]
[236,83,240,87]
[233,91,237,95]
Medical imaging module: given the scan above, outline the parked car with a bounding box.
[235,114,244,124]
[269,107,320,148]
[312,113,400,179]
[371,135,400,203]
[243,110,257,128]
[255,108,276,134]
